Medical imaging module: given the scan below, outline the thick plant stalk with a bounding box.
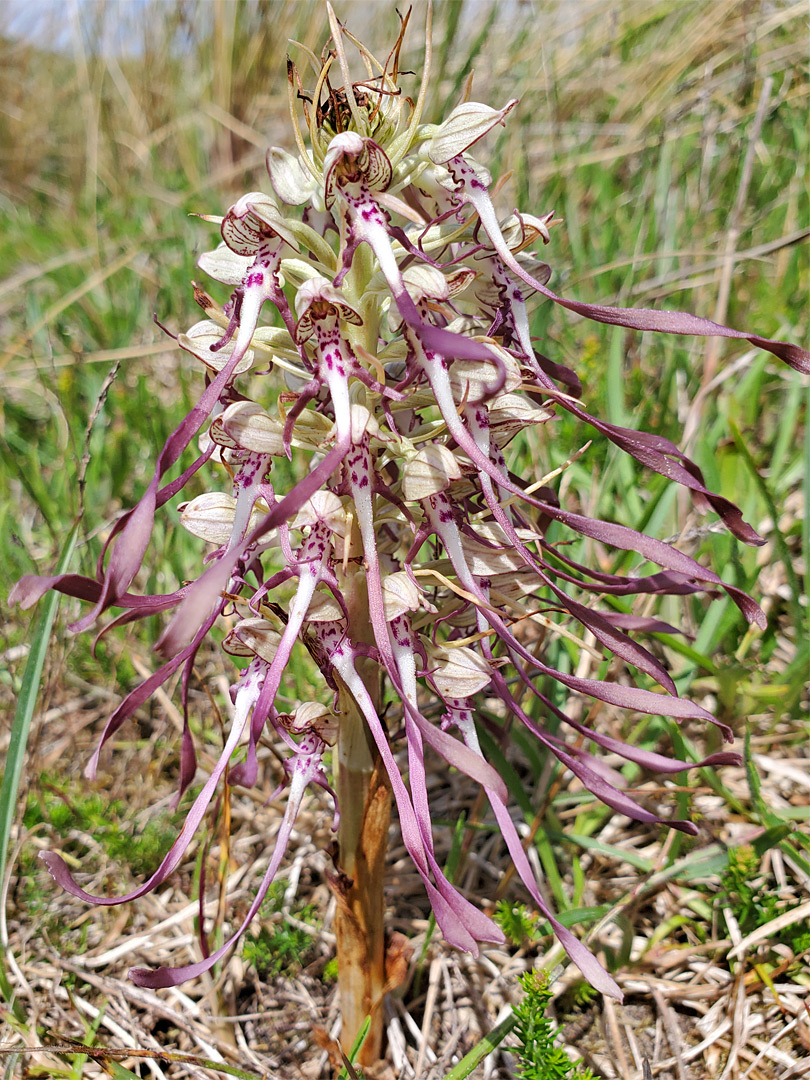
[335,699,391,1063]
[334,572,391,1062]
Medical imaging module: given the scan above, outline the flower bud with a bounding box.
[178,320,254,375]
[179,492,239,545]
[499,210,557,251]
[448,342,522,401]
[222,617,281,663]
[292,490,347,533]
[221,192,299,255]
[251,325,301,363]
[487,569,544,603]
[283,407,334,450]
[213,401,285,456]
[266,147,319,207]
[424,99,518,165]
[402,264,450,305]
[401,443,463,501]
[197,243,254,286]
[179,492,272,546]
[302,590,344,622]
[460,521,538,575]
[277,701,339,745]
[428,644,495,699]
[487,393,553,447]
[381,572,423,620]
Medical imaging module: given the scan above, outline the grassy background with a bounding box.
[1,1,808,1077]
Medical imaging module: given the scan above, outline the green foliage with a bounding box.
[241,881,318,978]
[495,901,541,946]
[23,779,180,876]
[720,845,810,955]
[13,780,183,954]
[508,972,596,1080]
[557,981,599,1016]
[722,845,771,932]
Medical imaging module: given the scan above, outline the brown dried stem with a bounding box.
[333,572,392,1065]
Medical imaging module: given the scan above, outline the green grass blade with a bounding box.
[104,1063,146,1080]
[2,1053,20,1080]
[548,831,654,873]
[441,1011,518,1080]
[805,380,810,628]
[0,525,78,1009]
[439,5,498,116]
[729,417,803,631]
[338,1015,371,1078]
[743,725,781,829]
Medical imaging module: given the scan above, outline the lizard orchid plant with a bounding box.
[12,4,810,1063]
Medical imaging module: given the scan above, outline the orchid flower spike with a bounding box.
[12,6,809,1007]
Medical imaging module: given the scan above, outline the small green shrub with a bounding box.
[495,901,541,947]
[23,780,181,876]
[720,845,810,960]
[509,971,596,1080]
[241,880,318,978]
